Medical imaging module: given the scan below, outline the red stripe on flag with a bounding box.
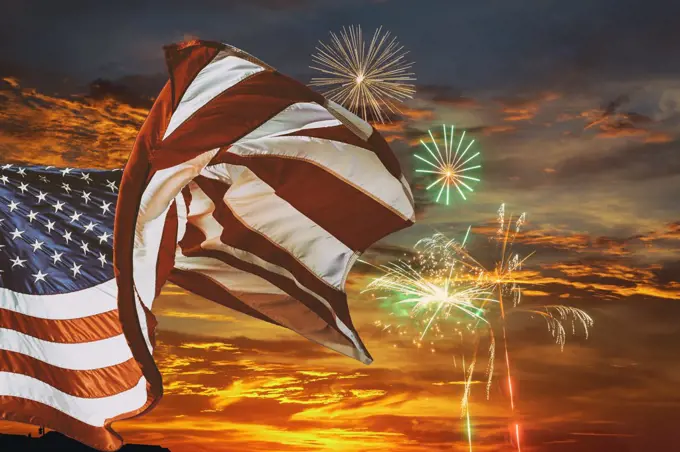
[163,40,222,111]
[153,71,325,170]
[133,83,174,165]
[155,201,178,298]
[0,351,142,398]
[211,150,412,252]
[0,309,122,343]
[191,176,354,323]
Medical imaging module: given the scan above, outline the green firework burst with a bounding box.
[415,125,482,205]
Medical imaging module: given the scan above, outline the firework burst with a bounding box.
[361,205,594,450]
[415,125,482,206]
[362,226,493,342]
[309,25,416,123]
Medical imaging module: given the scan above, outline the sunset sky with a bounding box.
[2,1,680,451]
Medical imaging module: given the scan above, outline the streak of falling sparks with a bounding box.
[415,125,482,205]
[309,25,416,123]
[462,355,475,452]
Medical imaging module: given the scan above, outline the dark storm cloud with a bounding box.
[489,0,680,91]
[6,0,314,17]
[87,77,162,109]
[477,137,680,192]
[416,84,480,108]
[653,259,680,285]
[2,0,679,91]
[554,139,680,181]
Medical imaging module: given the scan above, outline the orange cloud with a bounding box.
[373,122,407,133]
[180,342,239,352]
[157,310,237,323]
[537,261,680,300]
[399,106,435,121]
[595,124,648,139]
[644,131,674,143]
[580,108,674,143]
[0,78,147,168]
[497,91,560,122]
[468,223,676,257]
[639,222,680,242]
[503,107,537,121]
[370,106,434,144]
[523,290,551,297]
[545,262,659,283]
[481,125,517,135]
[471,225,592,253]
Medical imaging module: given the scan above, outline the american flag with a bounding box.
[0,40,415,450]
[0,165,135,447]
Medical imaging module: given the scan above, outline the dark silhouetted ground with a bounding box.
[0,431,170,451]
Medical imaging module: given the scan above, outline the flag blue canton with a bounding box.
[0,164,122,295]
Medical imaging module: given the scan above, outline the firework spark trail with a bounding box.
[309,25,416,123]
[461,355,476,452]
[415,125,482,205]
[509,305,593,350]
[497,209,520,451]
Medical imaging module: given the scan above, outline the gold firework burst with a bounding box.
[309,25,416,123]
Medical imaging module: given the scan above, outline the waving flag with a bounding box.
[0,40,415,450]
[0,166,140,448]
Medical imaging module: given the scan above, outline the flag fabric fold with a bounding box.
[0,40,415,450]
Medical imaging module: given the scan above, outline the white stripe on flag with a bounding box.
[0,281,117,320]
[175,192,189,244]
[235,102,342,143]
[399,174,415,211]
[0,329,132,370]
[163,53,265,140]
[0,372,146,427]
[222,165,357,290]
[325,100,373,140]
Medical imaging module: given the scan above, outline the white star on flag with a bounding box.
[10,256,26,268]
[70,262,81,277]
